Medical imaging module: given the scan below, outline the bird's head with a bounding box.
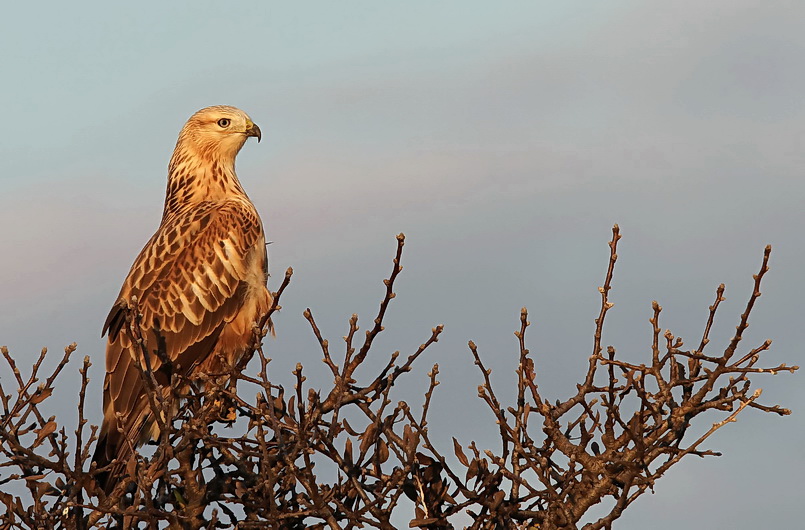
[176,105,261,163]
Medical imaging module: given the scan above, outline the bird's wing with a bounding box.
[101,199,266,424]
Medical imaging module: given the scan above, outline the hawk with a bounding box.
[92,106,271,492]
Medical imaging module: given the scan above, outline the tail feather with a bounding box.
[91,405,154,494]
[92,418,131,494]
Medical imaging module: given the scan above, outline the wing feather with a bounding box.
[100,199,266,458]
[107,201,262,339]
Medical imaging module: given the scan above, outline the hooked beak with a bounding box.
[245,121,262,143]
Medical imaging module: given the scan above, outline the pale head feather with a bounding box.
[174,105,261,164]
[163,106,262,215]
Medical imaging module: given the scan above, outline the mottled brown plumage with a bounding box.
[92,106,270,492]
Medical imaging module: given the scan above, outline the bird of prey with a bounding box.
[92,105,271,492]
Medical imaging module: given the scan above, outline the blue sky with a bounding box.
[1,1,803,527]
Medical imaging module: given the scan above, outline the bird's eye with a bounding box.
[217,118,231,128]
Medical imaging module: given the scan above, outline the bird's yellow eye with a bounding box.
[217,118,231,128]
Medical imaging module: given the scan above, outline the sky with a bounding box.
[1,1,803,527]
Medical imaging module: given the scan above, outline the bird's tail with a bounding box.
[92,416,130,494]
[91,403,156,495]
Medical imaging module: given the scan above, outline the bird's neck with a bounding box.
[162,145,247,219]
